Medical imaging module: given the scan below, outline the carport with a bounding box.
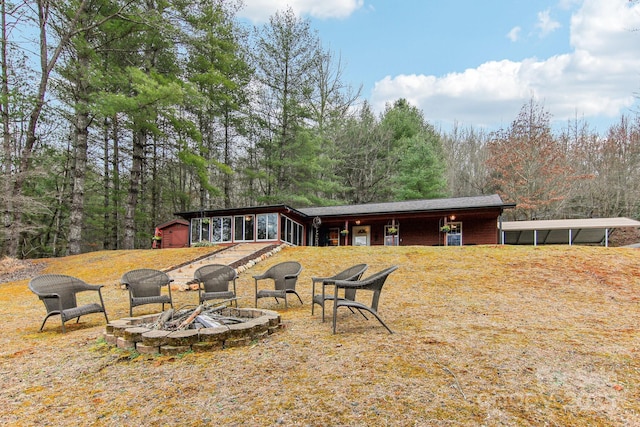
[500,217,640,246]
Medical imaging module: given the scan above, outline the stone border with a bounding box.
[103,307,282,356]
[231,243,289,274]
[169,243,289,291]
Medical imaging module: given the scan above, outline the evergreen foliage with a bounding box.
[0,1,639,256]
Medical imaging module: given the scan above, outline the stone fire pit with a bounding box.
[103,305,282,355]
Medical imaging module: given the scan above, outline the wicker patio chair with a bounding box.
[28,274,109,333]
[330,265,399,334]
[254,261,303,308]
[311,263,368,322]
[121,268,174,316]
[194,264,238,307]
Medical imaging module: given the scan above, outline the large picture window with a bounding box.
[281,216,303,246]
[211,216,232,243]
[234,215,254,241]
[257,213,278,241]
[191,218,210,243]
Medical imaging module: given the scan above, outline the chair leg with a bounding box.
[39,313,60,332]
[39,315,51,332]
[288,290,303,305]
[364,309,393,334]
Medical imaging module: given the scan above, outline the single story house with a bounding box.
[174,194,515,247]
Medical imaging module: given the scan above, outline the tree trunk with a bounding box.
[123,128,145,249]
[68,50,91,255]
[67,112,89,255]
[102,118,112,250]
[1,0,14,256]
[111,115,120,249]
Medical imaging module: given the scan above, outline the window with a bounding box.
[190,218,211,244]
[384,225,399,246]
[211,217,232,243]
[281,216,303,246]
[234,215,254,241]
[446,222,462,246]
[257,213,278,241]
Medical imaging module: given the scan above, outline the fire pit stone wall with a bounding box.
[103,307,282,355]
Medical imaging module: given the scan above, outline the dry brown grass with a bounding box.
[0,245,638,426]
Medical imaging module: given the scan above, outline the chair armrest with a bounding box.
[330,279,371,289]
[253,274,268,280]
[78,283,103,292]
[283,273,299,280]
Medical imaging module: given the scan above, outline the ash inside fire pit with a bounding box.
[103,304,282,355]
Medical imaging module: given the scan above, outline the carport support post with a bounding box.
[569,229,572,246]
[605,228,609,247]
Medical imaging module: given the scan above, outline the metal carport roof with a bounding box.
[500,217,640,246]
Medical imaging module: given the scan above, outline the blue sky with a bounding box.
[239,0,640,133]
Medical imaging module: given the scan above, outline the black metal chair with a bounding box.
[28,274,109,333]
[254,261,303,308]
[311,263,368,322]
[330,265,399,334]
[194,264,238,306]
[121,269,174,316]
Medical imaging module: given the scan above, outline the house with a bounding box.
[174,194,515,247]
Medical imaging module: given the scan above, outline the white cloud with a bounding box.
[507,26,521,42]
[536,9,561,37]
[370,0,640,130]
[238,0,364,22]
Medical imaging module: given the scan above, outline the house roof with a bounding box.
[156,219,189,229]
[299,194,512,218]
[501,217,640,245]
[175,204,308,219]
[174,194,513,222]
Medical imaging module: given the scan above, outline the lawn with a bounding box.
[0,245,638,426]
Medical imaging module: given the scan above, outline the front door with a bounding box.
[352,226,370,246]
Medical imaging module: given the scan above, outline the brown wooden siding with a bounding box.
[313,208,502,246]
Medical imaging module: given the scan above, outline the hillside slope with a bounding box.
[1,245,639,426]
